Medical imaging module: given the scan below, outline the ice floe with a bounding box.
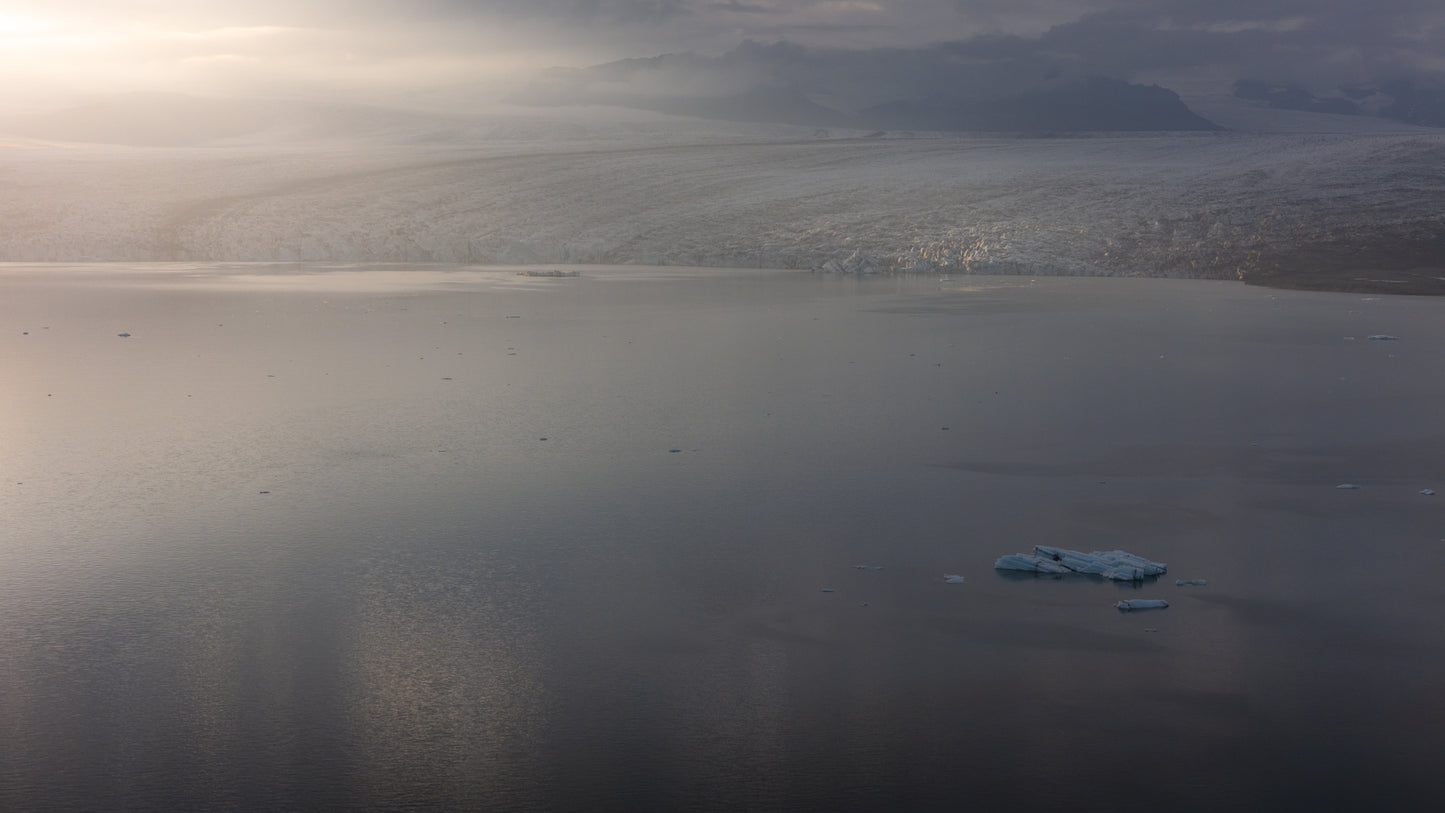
[993,553,1072,575]
[1176,579,1208,586]
[944,574,966,584]
[1336,483,1360,489]
[1117,599,1170,611]
[994,545,1167,581]
[1421,489,1436,496]
[1367,335,1401,341]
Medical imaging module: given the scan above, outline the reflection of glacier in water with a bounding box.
[3,118,1443,280]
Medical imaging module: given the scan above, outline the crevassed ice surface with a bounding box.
[2,118,1443,277]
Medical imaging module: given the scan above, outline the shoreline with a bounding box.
[6,259,1443,296]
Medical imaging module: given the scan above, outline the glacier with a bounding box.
[3,106,1443,285]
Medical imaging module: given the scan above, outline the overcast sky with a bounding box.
[3,1,1442,109]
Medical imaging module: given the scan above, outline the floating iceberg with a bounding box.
[1117,599,1170,611]
[1367,335,1401,341]
[994,546,1167,581]
[1176,579,1208,586]
[944,574,966,584]
[1421,489,1436,496]
[993,553,1072,575]
[1336,483,1361,489]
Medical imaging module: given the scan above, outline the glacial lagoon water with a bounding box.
[3,264,1443,810]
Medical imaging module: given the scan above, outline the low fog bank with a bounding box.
[2,95,1442,291]
[514,44,1222,133]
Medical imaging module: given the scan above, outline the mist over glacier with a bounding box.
[2,96,1443,287]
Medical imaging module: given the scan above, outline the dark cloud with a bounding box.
[705,2,783,14]
[505,0,1445,130]
[414,0,1445,93]
[1023,1,1445,88]
[7,1,1442,110]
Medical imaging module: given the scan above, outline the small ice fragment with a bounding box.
[1343,336,1355,341]
[1336,483,1360,489]
[1421,489,1436,496]
[854,565,883,570]
[944,574,966,584]
[820,588,836,593]
[117,332,131,338]
[1116,599,1169,611]
[1367,335,1401,341]
[1176,579,1208,586]
[1144,627,1158,632]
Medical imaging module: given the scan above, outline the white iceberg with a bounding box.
[1117,599,1170,610]
[994,546,1167,581]
[1336,483,1361,489]
[1421,489,1436,496]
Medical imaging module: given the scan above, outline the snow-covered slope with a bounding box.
[2,109,1442,281]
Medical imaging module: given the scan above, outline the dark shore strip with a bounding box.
[1237,235,1445,295]
[1240,265,1445,296]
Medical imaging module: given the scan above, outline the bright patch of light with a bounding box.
[136,24,303,41]
[0,12,57,35]
[1159,17,1310,34]
[814,1,884,12]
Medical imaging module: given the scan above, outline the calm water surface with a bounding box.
[3,264,1443,811]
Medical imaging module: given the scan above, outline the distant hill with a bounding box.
[858,78,1220,132]
[1233,78,1445,128]
[518,72,1220,133]
[609,85,853,128]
